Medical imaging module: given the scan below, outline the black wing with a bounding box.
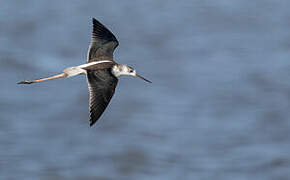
[87,18,119,62]
[87,69,118,126]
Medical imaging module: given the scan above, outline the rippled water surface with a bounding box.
[1,1,290,179]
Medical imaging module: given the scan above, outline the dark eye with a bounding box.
[129,69,134,73]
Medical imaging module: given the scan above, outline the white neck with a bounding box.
[111,65,135,77]
[111,65,123,77]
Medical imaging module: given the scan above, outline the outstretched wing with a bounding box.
[87,18,119,62]
[87,69,118,126]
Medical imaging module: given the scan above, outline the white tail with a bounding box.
[63,66,87,77]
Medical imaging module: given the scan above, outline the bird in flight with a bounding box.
[18,18,151,126]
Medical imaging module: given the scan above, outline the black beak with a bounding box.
[135,74,152,83]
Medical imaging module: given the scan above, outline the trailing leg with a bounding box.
[17,73,68,84]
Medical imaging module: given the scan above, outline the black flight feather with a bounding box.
[87,18,119,62]
[87,69,118,126]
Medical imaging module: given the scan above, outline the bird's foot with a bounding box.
[17,80,35,84]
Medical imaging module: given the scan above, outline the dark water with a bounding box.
[1,1,290,179]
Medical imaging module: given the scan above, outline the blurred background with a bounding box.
[1,0,290,179]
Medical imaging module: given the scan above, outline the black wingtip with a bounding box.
[91,17,118,43]
[92,17,103,25]
[89,120,95,127]
[92,17,96,24]
[92,17,102,28]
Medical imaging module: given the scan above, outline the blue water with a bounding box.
[1,1,290,179]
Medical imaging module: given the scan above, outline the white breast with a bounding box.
[111,65,121,77]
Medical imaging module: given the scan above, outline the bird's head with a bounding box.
[112,64,152,83]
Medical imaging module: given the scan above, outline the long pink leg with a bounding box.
[17,73,68,84]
